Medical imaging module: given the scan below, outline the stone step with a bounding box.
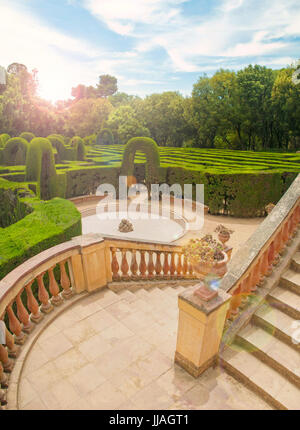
[221,343,300,410]
[291,252,300,273]
[116,289,137,303]
[267,286,300,320]
[253,303,300,352]
[280,269,300,295]
[236,324,300,388]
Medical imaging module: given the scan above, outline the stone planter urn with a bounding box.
[183,234,229,302]
[191,251,228,301]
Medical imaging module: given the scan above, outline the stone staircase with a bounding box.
[220,250,300,410]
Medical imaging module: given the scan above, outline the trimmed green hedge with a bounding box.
[96,128,114,145]
[0,191,81,279]
[0,133,10,147]
[3,137,28,165]
[121,137,162,187]
[0,179,33,228]
[25,138,58,200]
[19,132,35,142]
[47,135,66,162]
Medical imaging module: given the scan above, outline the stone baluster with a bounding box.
[121,249,129,279]
[130,249,138,279]
[290,209,298,237]
[16,290,34,334]
[59,261,73,299]
[0,388,7,406]
[25,281,43,324]
[227,285,242,320]
[155,252,162,277]
[182,255,188,277]
[280,220,290,254]
[37,273,53,314]
[139,251,147,278]
[5,328,20,359]
[111,248,120,281]
[251,260,261,292]
[163,252,170,278]
[0,361,8,388]
[240,275,251,306]
[287,215,294,244]
[188,261,194,277]
[0,344,13,373]
[273,230,282,265]
[176,253,182,277]
[6,305,26,345]
[170,253,176,277]
[267,241,275,275]
[48,266,63,306]
[258,250,269,286]
[147,251,155,278]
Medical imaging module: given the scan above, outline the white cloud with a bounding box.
[84,0,300,73]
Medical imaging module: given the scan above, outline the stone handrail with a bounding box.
[220,174,300,322]
[0,233,198,404]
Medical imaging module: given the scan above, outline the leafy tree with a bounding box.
[106,105,150,144]
[135,92,187,147]
[97,75,118,98]
[65,98,112,136]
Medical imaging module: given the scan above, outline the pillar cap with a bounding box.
[179,284,231,315]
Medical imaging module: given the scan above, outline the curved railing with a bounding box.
[220,173,300,326]
[0,233,199,406]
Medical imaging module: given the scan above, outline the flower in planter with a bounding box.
[214,224,234,235]
[183,234,225,264]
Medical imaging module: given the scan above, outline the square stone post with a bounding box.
[175,284,231,378]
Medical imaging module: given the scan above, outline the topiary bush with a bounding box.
[19,132,35,142]
[25,137,59,200]
[47,135,66,161]
[120,137,161,188]
[96,128,114,145]
[0,133,10,147]
[70,136,84,148]
[83,134,96,146]
[3,137,28,165]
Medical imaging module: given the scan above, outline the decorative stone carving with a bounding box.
[118,219,134,233]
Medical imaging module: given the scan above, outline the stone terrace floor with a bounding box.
[19,286,272,410]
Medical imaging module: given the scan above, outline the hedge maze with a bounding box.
[0,136,299,219]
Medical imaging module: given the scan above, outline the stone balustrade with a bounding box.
[175,174,300,379]
[220,174,300,324]
[106,239,195,281]
[0,232,199,406]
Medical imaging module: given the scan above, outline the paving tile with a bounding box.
[86,381,127,410]
[78,332,113,361]
[22,343,50,376]
[62,318,98,345]
[130,381,174,410]
[68,363,106,396]
[40,378,81,410]
[22,397,47,410]
[37,331,73,360]
[26,361,62,395]
[18,378,38,408]
[53,347,88,378]
[85,309,119,333]
[105,300,133,320]
[100,321,135,347]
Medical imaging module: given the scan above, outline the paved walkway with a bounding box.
[19,286,272,410]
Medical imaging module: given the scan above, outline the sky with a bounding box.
[0,0,299,102]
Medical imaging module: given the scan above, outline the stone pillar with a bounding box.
[79,235,109,292]
[175,284,231,378]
